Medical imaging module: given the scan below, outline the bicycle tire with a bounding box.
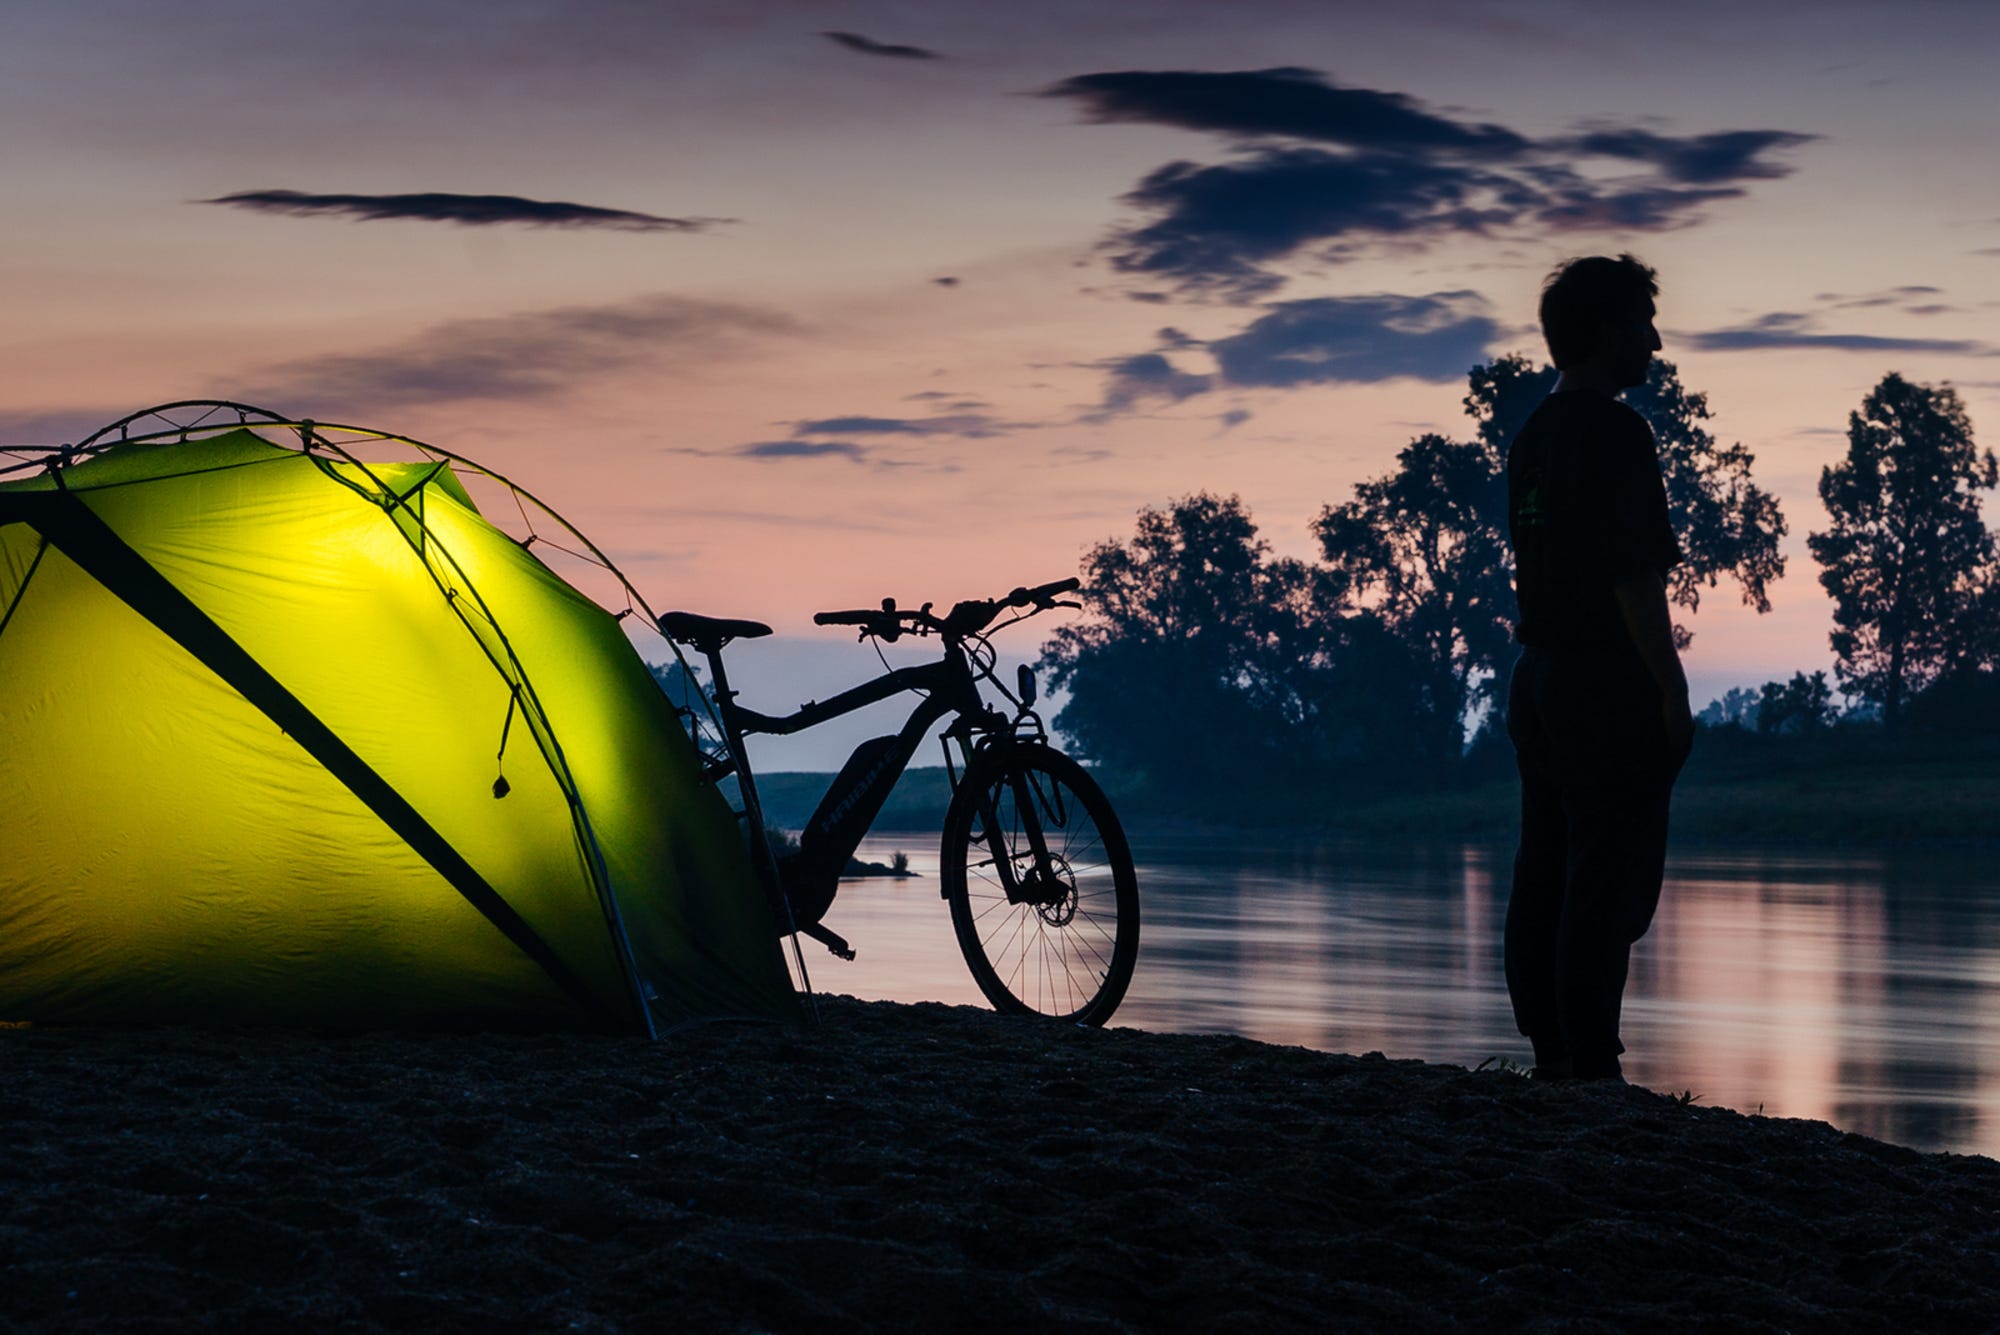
[941,743,1139,1026]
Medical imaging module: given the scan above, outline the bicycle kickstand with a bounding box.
[800,922,857,961]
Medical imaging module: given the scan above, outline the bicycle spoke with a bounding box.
[1048,919,1064,1011]
[987,903,1031,962]
[1067,918,1114,971]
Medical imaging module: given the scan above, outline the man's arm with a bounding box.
[1613,571,1694,749]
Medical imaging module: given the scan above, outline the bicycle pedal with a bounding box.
[800,921,857,962]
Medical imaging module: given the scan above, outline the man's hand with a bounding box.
[1614,571,1693,756]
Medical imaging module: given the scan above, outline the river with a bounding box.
[816,832,2000,1157]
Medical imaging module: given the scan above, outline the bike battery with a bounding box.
[800,734,904,869]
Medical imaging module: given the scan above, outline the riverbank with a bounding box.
[757,727,2000,845]
[1319,729,2000,844]
[6,997,1999,1332]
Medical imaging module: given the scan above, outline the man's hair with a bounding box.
[1539,254,1658,370]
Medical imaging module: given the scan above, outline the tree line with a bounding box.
[1038,360,2000,813]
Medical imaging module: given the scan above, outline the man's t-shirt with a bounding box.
[1507,391,1681,653]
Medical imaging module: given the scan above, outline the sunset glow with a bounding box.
[7,2,1999,761]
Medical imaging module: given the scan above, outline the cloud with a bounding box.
[1085,290,1499,418]
[900,392,991,412]
[735,440,868,461]
[1817,285,1941,301]
[821,31,937,59]
[1047,66,1812,300]
[1107,148,1523,299]
[790,413,1007,438]
[1530,180,1744,231]
[1093,353,1214,414]
[1564,129,1817,184]
[1208,291,1500,386]
[706,407,1023,465]
[1814,285,1954,315]
[202,189,732,232]
[1042,67,1529,157]
[932,276,960,287]
[235,295,799,410]
[1681,312,1993,356]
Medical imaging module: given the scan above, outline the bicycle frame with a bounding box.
[682,629,1061,962]
[698,642,969,834]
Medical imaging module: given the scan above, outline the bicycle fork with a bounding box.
[975,762,1070,911]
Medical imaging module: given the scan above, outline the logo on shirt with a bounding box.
[1517,483,1546,530]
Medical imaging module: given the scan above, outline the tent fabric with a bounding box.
[0,429,796,1031]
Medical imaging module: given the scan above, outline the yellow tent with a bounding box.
[0,405,795,1032]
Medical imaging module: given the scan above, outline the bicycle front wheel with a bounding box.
[942,744,1138,1026]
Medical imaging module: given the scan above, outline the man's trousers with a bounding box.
[1504,646,1690,1077]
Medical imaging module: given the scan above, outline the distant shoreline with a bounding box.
[754,730,2000,847]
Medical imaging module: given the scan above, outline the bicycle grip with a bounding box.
[813,609,879,626]
[1011,577,1082,606]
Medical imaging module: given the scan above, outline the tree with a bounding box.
[1463,353,1559,457]
[1808,373,1999,729]
[1755,671,1836,736]
[1311,433,1513,767]
[1314,354,1787,755]
[1698,686,1760,730]
[648,658,710,744]
[1905,668,2000,736]
[1623,361,1788,624]
[1039,493,1308,795]
[1041,493,1432,804]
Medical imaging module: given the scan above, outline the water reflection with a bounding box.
[825,832,2000,1157]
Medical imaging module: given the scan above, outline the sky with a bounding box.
[5,0,2000,766]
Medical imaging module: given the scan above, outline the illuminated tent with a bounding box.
[0,403,795,1033]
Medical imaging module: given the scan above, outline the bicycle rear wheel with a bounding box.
[942,744,1138,1026]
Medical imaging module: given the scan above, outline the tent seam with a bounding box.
[14,452,295,497]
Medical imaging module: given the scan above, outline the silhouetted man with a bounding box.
[1503,254,1693,1083]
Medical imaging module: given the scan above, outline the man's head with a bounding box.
[1539,254,1660,388]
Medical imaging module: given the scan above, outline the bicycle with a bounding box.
[658,577,1140,1026]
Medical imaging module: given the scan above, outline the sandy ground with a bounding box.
[5,996,2000,1333]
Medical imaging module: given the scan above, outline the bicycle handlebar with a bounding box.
[811,577,1082,641]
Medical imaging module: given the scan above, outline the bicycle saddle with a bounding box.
[658,610,774,650]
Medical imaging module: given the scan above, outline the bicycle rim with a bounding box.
[947,750,1136,1024]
